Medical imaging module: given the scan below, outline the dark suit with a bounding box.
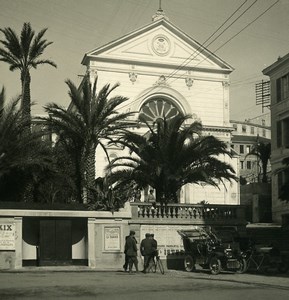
[124,235,138,273]
[140,237,154,272]
[123,236,137,271]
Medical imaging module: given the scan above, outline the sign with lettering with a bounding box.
[104,227,120,251]
[140,225,197,258]
[0,223,15,250]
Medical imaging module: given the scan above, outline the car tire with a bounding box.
[209,257,221,275]
[236,258,247,274]
[184,255,195,272]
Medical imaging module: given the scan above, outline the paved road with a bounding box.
[0,268,289,300]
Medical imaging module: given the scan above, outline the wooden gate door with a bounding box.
[39,219,72,266]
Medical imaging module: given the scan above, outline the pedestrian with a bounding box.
[123,235,129,272]
[147,189,156,203]
[123,233,138,272]
[150,233,158,258]
[124,230,139,274]
[140,233,154,273]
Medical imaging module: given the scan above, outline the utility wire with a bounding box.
[120,0,258,110]
[212,0,280,53]
[167,0,279,86]
[166,0,250,79]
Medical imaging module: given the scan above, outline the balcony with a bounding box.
[130,202,247,226]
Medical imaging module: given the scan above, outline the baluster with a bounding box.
[170,206,173,218]
[146,206,151,218]
[187,207,192,218]
[175,206,178,218]
[192,208,196,219]
[155,206,160,217]
[139,206,144,217]
[151,206,156,218]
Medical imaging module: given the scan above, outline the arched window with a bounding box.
[139,98,181,122]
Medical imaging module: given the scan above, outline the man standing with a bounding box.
[140,233,154,273]
[124,230,139,274]
[151,233,158,257]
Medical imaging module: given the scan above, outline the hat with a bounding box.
[130,230,135,235]
[145,233,150,237]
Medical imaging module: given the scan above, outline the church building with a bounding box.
[81,8,239,205]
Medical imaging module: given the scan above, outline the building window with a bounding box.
[262,129,266,137]
[284,117,289,148]
[242,125,246,133]
[278,170,289,199]
[277,121,282,148]
[240,161,244,169]
[277,117,289,148]
[246,145,250,153]
[139,98,181,122]
[250,126,254,134]
[233,123,237,131]
[246,161,251,169]
[240,145,244,154]
[277,73,289,102]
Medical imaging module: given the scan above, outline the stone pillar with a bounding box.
[88,218,96,268]
[14,217,22,269]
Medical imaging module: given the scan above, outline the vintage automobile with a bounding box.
[178,227,247,275]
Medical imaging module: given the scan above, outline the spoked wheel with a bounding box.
[147,260,157,273]
[278,262,289,274]
[209,257,222,275]
[184,255,195,272]
[236,258,247,274]
[157,258,165,274]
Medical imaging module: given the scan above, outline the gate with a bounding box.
[39,219,72,266]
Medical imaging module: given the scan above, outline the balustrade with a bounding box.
[130,202,244,222]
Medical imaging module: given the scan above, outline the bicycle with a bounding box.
[244,245,288,274]
[146,251,165,274]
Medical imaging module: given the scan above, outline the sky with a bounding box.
[0,0,288,122]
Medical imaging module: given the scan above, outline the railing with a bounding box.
[130,202,246,223]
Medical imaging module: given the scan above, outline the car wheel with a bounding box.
[209,257,221,275]
[184,255,195,272]
[278,262,289,274]
[236,258,247,274]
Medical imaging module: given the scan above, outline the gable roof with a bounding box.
[81,18,234,74]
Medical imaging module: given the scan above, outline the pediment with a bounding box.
[82,19,232,72]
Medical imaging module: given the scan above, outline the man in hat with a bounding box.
[140,233,154,273]
[124,230,139,274]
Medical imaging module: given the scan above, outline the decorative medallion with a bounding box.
[152,35,170,56]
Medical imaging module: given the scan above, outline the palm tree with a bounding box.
[42,76,134,203]
[246,141,271,183]
[0,86,53,201]
[0,22,56,127]
[107,115,237,204]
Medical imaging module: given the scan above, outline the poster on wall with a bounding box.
[140,225,197,258]
[0,223,15,250]
[104,227,121,251]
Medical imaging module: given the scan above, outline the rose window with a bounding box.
[139,99,180,122]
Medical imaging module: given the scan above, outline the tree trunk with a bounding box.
[21,70,31,132]
[85,144,96,203]
[261,160,268,183]
[73,153,84,203]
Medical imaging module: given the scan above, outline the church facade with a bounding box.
[81,11,239,205]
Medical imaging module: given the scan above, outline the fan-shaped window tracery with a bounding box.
[139,98,181,122]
